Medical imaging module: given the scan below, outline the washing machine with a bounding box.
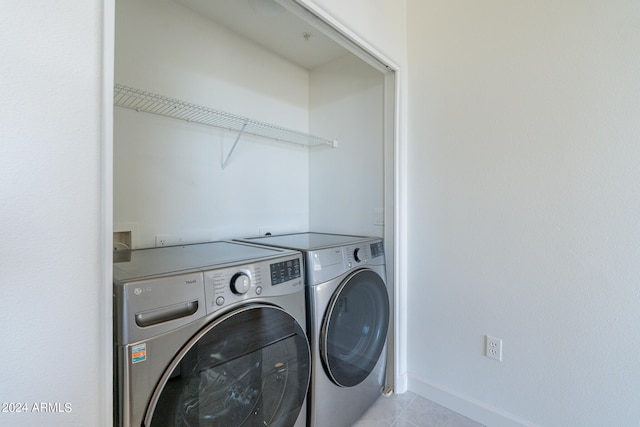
[113,241,311,427]
[235,233,390,427]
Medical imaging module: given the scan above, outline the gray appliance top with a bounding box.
[236,232,378,251]
[113,241,297,283]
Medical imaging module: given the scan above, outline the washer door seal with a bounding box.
[321,269,390,387]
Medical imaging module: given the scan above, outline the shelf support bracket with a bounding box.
[222,120,248,169]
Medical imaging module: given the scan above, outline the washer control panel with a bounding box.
[203,254,303,315]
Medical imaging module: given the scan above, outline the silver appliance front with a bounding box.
[308,263,389,427]
[234,233,390,427]
[113,241,310,427]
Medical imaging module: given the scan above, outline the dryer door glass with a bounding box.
[145,305,310,427]
[321,269,390,387]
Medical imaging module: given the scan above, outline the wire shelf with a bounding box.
[114,84,338,149]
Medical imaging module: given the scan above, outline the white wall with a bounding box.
[407,1,640,426]
[0,2,110,427]
[114,0,312,246]
[309,54,385,237]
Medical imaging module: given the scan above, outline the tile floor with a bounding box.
[352,391,485,427]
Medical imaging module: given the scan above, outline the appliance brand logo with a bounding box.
[133,287,151,296]
[133,278,196,296]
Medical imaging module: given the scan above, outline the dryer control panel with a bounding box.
[203,254,303,315]
[345,241,385,266]
[308,239,385,285]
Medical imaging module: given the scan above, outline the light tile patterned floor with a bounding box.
[352,391,485,427]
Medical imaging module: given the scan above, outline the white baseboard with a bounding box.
[407,374,539,427]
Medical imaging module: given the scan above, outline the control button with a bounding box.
[347,262,352,268]
[215,296,225,306]
[231,273,251,295]
[255,286,262,295]
[354,248,366,263]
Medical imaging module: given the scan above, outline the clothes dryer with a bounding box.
[113,241,310,427]
[235,233,390,427]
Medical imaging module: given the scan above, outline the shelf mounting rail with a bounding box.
[113,84,338,167]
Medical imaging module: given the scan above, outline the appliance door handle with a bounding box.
[135,300,199,328]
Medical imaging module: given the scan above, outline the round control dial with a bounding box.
[230,272,251,295]
[354,247,365,263]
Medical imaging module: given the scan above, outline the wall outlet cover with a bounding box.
[485,335,503,362]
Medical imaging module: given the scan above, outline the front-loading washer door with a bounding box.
[144,304,310,427]
[321,269,390,388]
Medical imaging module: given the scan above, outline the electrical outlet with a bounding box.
[485,336,503,361]
[155,235,170,247]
